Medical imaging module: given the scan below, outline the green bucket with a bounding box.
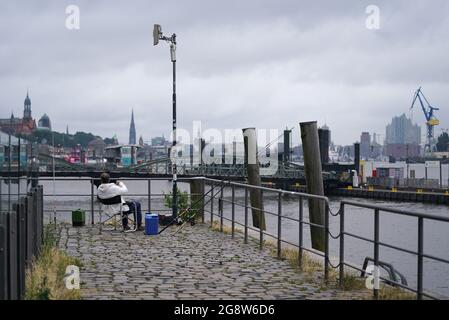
[72,209,86,227]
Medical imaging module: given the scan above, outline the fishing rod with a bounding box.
[157,179,219,234]
[171,126,297,234]
[158,126,295,235]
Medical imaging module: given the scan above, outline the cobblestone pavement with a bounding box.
[57,223,368,300]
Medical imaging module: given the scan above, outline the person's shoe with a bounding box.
[123,225,131,231]
[137,225,144,231]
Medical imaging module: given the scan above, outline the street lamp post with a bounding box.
[153,24,178,221]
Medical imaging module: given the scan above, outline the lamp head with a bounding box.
[153,24,162,45]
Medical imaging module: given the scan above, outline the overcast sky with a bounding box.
[1,0,449,146]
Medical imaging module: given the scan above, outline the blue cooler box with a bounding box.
[145,213,158,235]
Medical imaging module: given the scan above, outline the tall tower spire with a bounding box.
[23,91,32,120]
[129,108,136,145]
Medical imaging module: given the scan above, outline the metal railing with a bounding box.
[338,200,449,300]
[197,177,449,300]
[199,177,332,280]
[32,177,199,224]
[2,176,449,300]
[0,186,44,300]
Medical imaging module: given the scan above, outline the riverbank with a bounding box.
[332,187,449,204]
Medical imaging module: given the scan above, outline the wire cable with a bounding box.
[160,126,296,235]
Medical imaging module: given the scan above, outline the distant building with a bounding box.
[338,145,354,162]
[291,145,302,162]
[104,145,141,167]
[360,132,371,159]
[0,92,36,135]
[65,144,87,164]
[385,114,421,159]
[112,133,119,145]
[87,138,106,160]
[370,133,383,159]
[129,109,136,145]
[37,113,51,130]
[318,125,331,164]
[151,135,168,146]
[385,143,420,159]
[0,130,28,167]
[386,114,421,145]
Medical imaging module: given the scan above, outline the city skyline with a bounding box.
[0,90,429,148]
[0,1,448,146]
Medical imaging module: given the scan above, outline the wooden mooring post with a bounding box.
[242,128,266,230]
[300,121,325,251]
[190,179,204,221]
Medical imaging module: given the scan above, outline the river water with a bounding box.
[1,177,448,298]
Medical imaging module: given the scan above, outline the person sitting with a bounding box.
[97,172,143,231]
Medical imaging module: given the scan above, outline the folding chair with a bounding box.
[97,195,138,233]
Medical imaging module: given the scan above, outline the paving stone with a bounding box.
[56,223,368,300]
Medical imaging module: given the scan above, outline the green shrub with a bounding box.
[163,187,196,222]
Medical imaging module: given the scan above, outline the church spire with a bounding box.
[23,90,32,119]
[129,108,136,145]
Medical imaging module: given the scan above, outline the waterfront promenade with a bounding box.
[57,223,369,300]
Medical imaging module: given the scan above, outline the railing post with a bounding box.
[339,203,345,288]
[244,187,248,244]
[7,209,18,300]
[231,185,235,238]
[210,184,214,227]
[17,138,20,202]
[32,188,37,256]
[0,210,7,300]
[148,179,151,213]
[277,192,282,259]
[0,178,2,214]
[90,178,94,224]
[25,191,34,265]
[201,180,205,224]
[417,217,424,300]
[219,198,223,232]
[259,190,264,250]
[298,196,303,269]
[37,186,43,248]
[373,208,380,299]
[220,182,224,232]
[324,202,329,281]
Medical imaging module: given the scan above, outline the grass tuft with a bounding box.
[25,225,83,300]
[208,220,415,300]
[378,285,416,300]
[340,274,367,291]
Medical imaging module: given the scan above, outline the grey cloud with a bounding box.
[0,0,448,145]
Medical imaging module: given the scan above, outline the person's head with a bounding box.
[100,172,110,184]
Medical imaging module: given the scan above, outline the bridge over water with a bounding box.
[23,154,346,190]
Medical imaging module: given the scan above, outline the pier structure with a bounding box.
[2,176,449,300]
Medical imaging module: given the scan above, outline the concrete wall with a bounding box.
[367,177,440,189]
[362,161,449,187]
